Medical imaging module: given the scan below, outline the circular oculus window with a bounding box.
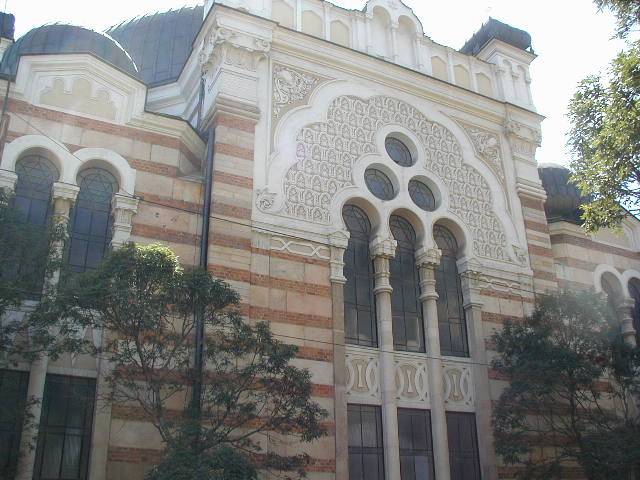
[385,137,413,167]
[365,168,395,200]
[408,179,436,211]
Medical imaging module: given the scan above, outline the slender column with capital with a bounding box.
[416,247,451,480]
[111,193,139,249]
[460,265,498,480]
[370,236,401,480]
[329,232,349,480]
[618,298,638,346]
[390,22,399,63]
[16,182,79,480]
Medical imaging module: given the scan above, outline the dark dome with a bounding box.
[538,163,589,224]
[107,6,204,87]
[0,24,138,78]
[461,17,533,56]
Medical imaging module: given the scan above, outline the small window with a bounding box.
[0,370,29,478]
[68,168,118,273]
[390,215,424,352]
[348,404,384,480]
[434,225,469,357]
[34,375,96,480]
[398,408,435,480]
[365,168,395,200]
[385,137,413,167]
[343,205,377,348]
[408,180,436,212]
[446,412,481,480]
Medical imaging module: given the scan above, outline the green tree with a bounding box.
[492,291,640,480]
[60,243,327,480]
[567,1,640,232]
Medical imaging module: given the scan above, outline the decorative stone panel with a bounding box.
[394,355,429,408]
[443,360,475,411]
[345,347,381,404]
[269,95,512,262]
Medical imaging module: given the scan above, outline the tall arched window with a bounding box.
[13,154,58,226]
[629,280,640,346]
[8,154,59,294]
[343,205,377,347]
[434,225,469,357]
[68,168,118,273]
[389,215,424,352]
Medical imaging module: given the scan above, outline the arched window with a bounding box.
[434,225,469,357]
[343,205,377,347]
[629,281,640,345]
[13,154,58,226]
[68,168,118,273]
[389,215,424,352]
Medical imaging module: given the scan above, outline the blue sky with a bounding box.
[7,0,626,167]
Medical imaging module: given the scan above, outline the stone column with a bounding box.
[390,22,399,63]
[370,236,400,480]
[416,246,451,480]
[460,262,498,480]
[618,298,637,346]
[110,193,139,249]
[329,232,349,480]
[16,182,78,480]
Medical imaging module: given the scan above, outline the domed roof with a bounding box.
[538,163,589,224]
[0,24,138,78]
[107,6,204,87]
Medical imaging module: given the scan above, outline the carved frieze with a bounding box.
[272,64,320,118]
[456,120,505,184]
[395,357,429,407]
[270,95,512,262]
[270,236,330,260]
[504,116,542,163]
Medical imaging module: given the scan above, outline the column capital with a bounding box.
[415,246,442,269]
[0,169,17,191]
[111,194,139,249]
[329,231,349,285]
[52,182,80,202]
[370,235,396,260]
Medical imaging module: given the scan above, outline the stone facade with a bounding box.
[0,2,639,480]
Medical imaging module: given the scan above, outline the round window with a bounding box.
[365,168,395,200]
[385,137,413,167]
[408,179,436,211]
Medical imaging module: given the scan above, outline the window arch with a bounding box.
[434,225,469,357]
[68,168,118,272]
[629,280,640,345]
[343,205,377,347]
[389,215,424,352]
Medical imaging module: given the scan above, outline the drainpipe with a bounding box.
[193,126,215,415]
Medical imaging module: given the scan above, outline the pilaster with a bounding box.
[111,193,139,249]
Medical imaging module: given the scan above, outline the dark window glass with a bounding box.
[34,375,96,480]
[434,226,469,357]
[343,205,377,347]
[408,180,436,212]
[0,370,29,478]
[629,281,640,346]
[8,155,59,296]
[365,169,395,200]
[385,137,413,167]
[348,404,384,480]
[13,155,58,226]
[390,215,424,352]
[68,168,118,273]
[398,408,435,480]
[446,412,481,480]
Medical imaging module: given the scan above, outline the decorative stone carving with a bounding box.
[272,64,320,118]
[443,361,474,409]
[512,244,529,267]
[270,236,330,260]
[199,23,270,76]
[346,348,381,402]
[395,357,429,405]
[415,246,442,268]
[256,188,276,211]
[40,77,117,120]
[276,95,512,262]
[329,231,349,284]
[370,235,397,259]
[111,194,139,249]
[456,121,505,184]
[504,116,542,163]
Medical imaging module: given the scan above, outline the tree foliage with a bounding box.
[60,243,327,479]
[567,1,640,232]
[492,291,640,480]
